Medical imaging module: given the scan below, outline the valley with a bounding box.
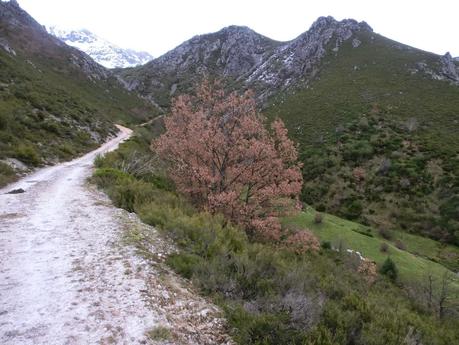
[0,0,458,344]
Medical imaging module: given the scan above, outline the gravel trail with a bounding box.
[0,126,232,345]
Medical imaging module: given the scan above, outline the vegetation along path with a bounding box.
[0,126,232,345]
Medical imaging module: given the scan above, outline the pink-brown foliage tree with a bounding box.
[153,81,303,240]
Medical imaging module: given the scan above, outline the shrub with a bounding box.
[0,112,8,130]
[378,227,393,240]
[285,230,320,254]
[352,167,366,183]
[380,242,389,253]
[14,144,41,166]
[314,213,323,224]
[0,161,16,187]
[395,240,406,250]
[321,241,332,250]
[380,257,398,281]
[357,260,377,285]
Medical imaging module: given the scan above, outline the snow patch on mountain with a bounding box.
[47,26,153,68]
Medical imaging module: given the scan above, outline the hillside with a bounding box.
[116,17,459,244]
[265,30,459,245]
[47,26,153,68]
[0,0,157,186]
[91,129,459,344]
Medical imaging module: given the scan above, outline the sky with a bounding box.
[16,0,459,57]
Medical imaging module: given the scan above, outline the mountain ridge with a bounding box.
[117,16,459,108]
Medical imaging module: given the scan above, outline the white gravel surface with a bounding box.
[0,127,232,345]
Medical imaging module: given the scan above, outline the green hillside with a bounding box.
[0,1,158,187]
[283,207,459,291]
[92,131,459,344]
[266,31,459,244]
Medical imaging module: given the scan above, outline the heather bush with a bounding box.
[285,230,320,254]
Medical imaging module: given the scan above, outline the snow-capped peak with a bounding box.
[47,26,153,68]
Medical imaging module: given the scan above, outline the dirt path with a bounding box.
[0,127,232,345]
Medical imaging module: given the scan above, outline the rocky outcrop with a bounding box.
[245,17,372,99]
[118,16,372,106]
[440,52,459,82]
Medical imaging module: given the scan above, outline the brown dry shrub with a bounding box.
[285,230,320,254]
[357,260,377,285]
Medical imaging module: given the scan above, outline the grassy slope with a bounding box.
[266,30,459,151]
[283,208,459,293]
[265,31,459,243]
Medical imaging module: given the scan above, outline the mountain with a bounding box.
[47,26,153,68]
[118,17,459,245]
[0,0,157,186]
[118,17,459,107]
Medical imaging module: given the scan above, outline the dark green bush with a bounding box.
[380,258,398,281]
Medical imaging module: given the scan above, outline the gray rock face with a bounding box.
[118,16,373,105]
[440,52,459,82]
[245,17,372,99]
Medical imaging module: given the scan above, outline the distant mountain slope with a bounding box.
[118,17,459,107]
[263,29,459,245]
[0,0,156,186]
[117,17,459,244]
[47,26,153,68]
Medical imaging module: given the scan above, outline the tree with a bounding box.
[419,272,457,319]
[153,81,303,240]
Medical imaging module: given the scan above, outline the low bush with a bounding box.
[378,227,393,240]
[314,212,323,224]
[14,144,41,166]
[285,230,320,254]
[380,242,390,253]
[395,240,406,250]
[380,257,398,281]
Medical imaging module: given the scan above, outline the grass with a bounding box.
[0,161,17,186]
[147,326,172,341]
[283,207,459,293]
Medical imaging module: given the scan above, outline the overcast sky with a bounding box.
[16,0,459,57]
